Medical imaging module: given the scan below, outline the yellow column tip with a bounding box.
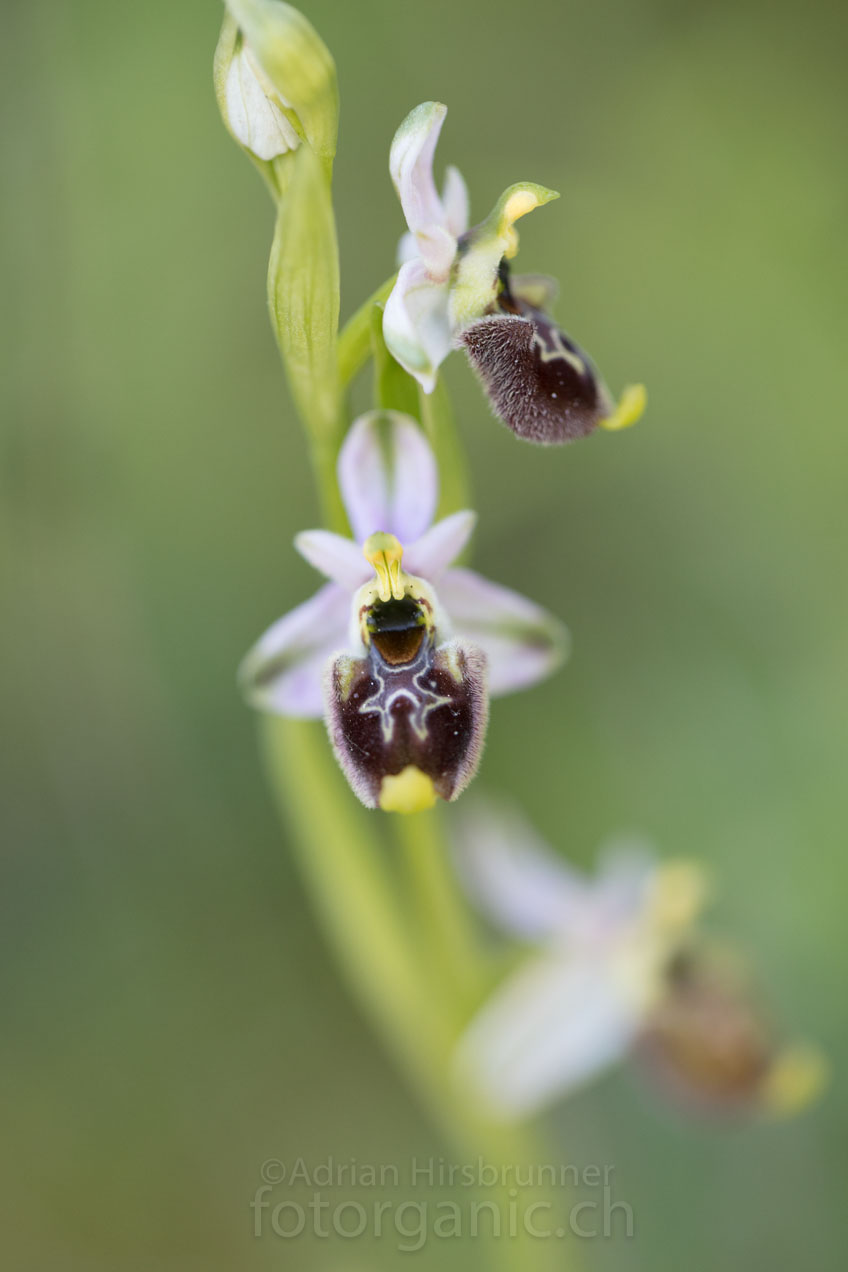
[363,532,405,602]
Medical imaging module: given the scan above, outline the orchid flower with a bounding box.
[240,413,567,813]
[452,806,823,1118]
[383,101,645,443]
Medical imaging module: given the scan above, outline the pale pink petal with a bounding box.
[454,952,638,1118]
[593,838,658,932]
[239,583,349,718]
[337,411,438,545]
[389,103,459,280]
[439,567,568,696]
[453,802,591,941]
[390,101,448,239]
[413,223,457,281]
[382,259,452,393]
[441,164,470,238]
[396,229,418,266]
[294,530,370,590]
[404,511,476,581]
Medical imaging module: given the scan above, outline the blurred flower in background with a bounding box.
[453,804,825,1119]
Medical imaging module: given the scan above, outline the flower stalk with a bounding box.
[418,374,471,521]
[394,808,486,1013]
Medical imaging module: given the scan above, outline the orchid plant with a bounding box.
[213,4,823,1270]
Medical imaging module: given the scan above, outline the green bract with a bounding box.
[268,143,340,444]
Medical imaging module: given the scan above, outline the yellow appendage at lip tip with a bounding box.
[600,383,647,432]
[379,766,438,813]
[760,1044,829,1119]
[363,532,405,602]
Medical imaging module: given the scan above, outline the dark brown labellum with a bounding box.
[325,604,488,808]
[458,262,613,445]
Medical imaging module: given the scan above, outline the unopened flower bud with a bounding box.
[215,0,338,170]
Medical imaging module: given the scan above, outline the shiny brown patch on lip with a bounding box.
[372,625,425,665]
[367,595,427,666]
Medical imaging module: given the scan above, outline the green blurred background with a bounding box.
[3,0,846,1267]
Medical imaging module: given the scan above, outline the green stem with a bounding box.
[300,273,400,531]
[262,719,492,1152]
[418,375,473,518]
[459,1119,577,1272]
[337,274,397,389]
[261,718,453,1085]
[392,808,486,1016]
[309,432,349,534]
